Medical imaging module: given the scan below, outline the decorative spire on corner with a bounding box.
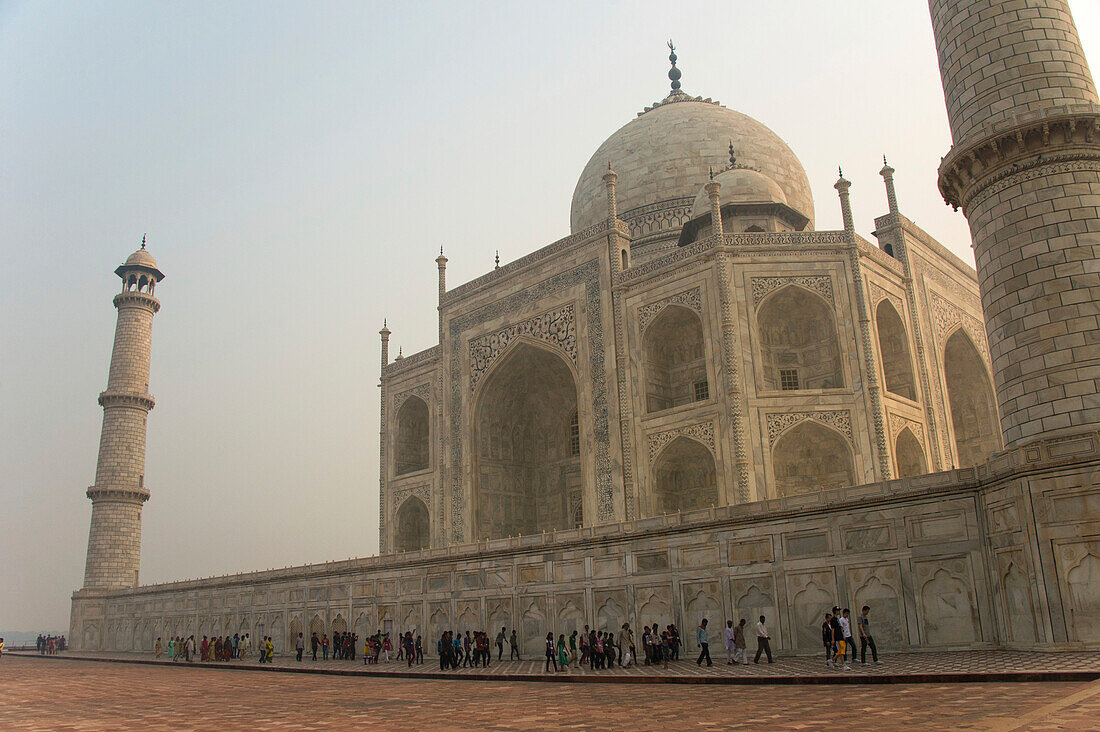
[141,233,147,250]
[494,251,500,270]
[667,40,681,92]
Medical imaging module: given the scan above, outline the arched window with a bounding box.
[473,342,581,539]
[944,330,1000,467]
[651,436,718,514]
[772,421,855,497]
[758,286,843,391]
[394,396,429,475]
[643,305,708,413]
[895,427,926,478]
[876,300,916,400]
[395,496,429,552]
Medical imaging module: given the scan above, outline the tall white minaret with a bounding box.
[82,238,164,589]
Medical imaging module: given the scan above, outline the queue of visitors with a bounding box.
[36,634,66,654]
[140,604,881,672]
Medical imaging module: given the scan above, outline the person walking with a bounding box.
[509,629,520,660]
[822,612,836,668]
[496,627,506,661]
[557,633,569,671]
[545,632,558,672]
[754,616,773,663]
[311,632,319,661]
[733,619,748,665]
[724,620,736,664]
[695,618,712,666]
[295,632,305,662]
[840,608,857,667]
[154,637,163,658]
[830,606,850,670]
[858,605,881,665]
[416,634,424,664]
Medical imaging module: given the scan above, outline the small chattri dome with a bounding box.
[124,248,159,269]
[691,167,787,217]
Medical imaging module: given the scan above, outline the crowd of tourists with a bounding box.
[36,634,66,654]
[820,605,881,670]
[143,604,882,673]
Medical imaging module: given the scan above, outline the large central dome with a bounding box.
[570,94,814,239]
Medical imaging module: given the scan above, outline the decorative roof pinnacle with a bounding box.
[141,233,146,250]
[494,251,500,270]
[667,40,682,92]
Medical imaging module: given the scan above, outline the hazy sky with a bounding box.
[2,1,1097,632]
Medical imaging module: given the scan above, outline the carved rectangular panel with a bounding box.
[784,531,831,558]
[906,513,968,545]
[729,537,774,565]
[428,574,451,592]
[554,560,586,582]
[399,577,423,596]
[518,564,545,584]
[593,556,624,578]
[842,524,895,553]
[681,544,719,568]
[486,568,511,587]
[635,551,670,573]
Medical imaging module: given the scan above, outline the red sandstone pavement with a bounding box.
[2,655,1100,730]
[12,648,1100,684]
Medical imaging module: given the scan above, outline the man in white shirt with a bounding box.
[724,620,736,664]
[754,615,773,663]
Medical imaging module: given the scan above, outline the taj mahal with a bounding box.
[72,0,1100,658]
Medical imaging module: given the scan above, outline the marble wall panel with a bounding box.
[635,584,673,632]
[728,537,774,565]
[913,556,980,645]
[681,580,722,652]
[786,569,838,650]
[681,544,719,568]
[995,549,1037,644]
[595,589,629,634]
[846,562,907,647]
[519,595,548,657]
[785,532,831,558]
[1053,539,1100,644]
[731,575,780,647]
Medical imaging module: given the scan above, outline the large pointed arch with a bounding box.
[758,285,843,390]
[943,329,1000,467]
[876,299,916,400]
[472,340,582,540]
[771,421,855,497]
[395,396,429,475]
[650,436,718,514]
[395,496,429,551]
[643,305,708,413]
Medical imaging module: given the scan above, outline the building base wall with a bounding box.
[70,431,1100,657]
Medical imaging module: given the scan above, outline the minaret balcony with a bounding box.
[98,390,156,410]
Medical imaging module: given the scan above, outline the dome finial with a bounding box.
[728,140,737,168]
[667,39,681,92]
[141,233,146,250]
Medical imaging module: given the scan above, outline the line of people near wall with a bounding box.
[820,605,881,671]
[36,635,66,654]
[296,630,361,662]
[142,604,881,671]
[436,630,497,669]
